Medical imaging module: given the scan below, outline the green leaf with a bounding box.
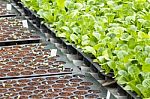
[128,80,141,96]
[145,58,150,64]
[101,63,111,74]
[81,35,89,46]
[107,60,116,70]
[57,0,65,9]
[69,10,79,18]
[128,65,140,77]
[124,85,133,90]
[117,76,128,84]
[142,59,150,72]
[118,70,128,76]
[43,12,54,23]
[138,31,150,39]
[81,40,90,46]
[40,3,51,11]
[70,34,78,43]
[57,33,66,37]
[136,84,150,98]
[125,16,135,23]
[61,26,70,32]
[74,3,83,10]
[134,45,143,52]
[94,24,102,32]
[117,70,131,84]
[83,46,96,56]
[142,64,150,72]
[116,50,128,60]
[142,79,150,88]
[93,59,98,63]
[120,33,130,41]
[102,49,110,60]
[72,27,80,34]
[127,37,136,49]
[87,0,95,5]
[93,43,101,51]
[145,46,150,53]
[97,56,105,63]
[105,13,115,23]
[141,72,150,79]
[92,32,101,40]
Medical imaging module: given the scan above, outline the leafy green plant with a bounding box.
[21,0,40,11]
[22,0,150,98]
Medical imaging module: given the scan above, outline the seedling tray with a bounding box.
[0,73,107,99]
[12,0,23,9]
[13,0,20,3]
[40,23,137,99]
[118,85,141,99]
[0,0,11,4]
[0,0,21,17]
[0,17,45,46]
[0,43,80,79]
[16,2,42,27]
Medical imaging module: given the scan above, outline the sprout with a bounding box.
[2,83,5,87]
[17,95,20,99]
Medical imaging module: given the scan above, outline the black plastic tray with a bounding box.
[12,0,20,3]
[23,6,42,27]
[0,73,107,99]
[0,42,80,80]
[16,2,42,28]
[0,16,46,46]
[11,0,23,9]
[118,85,141,99]
[0,1,21,17]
